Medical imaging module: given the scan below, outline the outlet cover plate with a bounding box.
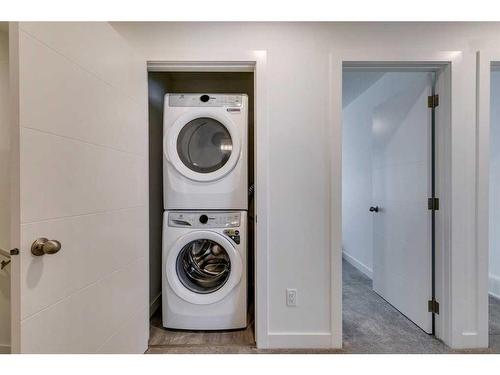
[286,288,297,306]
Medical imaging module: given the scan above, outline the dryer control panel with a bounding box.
[168,93,244,108]
[168,211,241,228]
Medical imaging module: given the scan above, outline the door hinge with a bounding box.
[428,94,439,108]
[428,197,439,211]
[428,299,440,314]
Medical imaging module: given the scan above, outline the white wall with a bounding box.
[341,72,379,278]
[489,71,500,299]
[109,21,498,348]
[0,29,11,354]
[342,72,431,280]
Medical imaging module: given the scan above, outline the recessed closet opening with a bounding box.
[341,64,450,353]
[147,70,256,351]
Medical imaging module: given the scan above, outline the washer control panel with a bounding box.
[168,93,243,108]
[223,229,241,245]
[168,211,241,228]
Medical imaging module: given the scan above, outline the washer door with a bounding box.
[166,231,243,305]
[165,110,241,182]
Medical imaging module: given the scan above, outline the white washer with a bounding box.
[162,210,247,330]
[163,93,248,210]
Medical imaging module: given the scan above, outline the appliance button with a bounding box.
[200,94,210,102]
[199,214,208,224]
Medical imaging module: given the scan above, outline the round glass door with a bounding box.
[176,238,231,294]
[176,117,233,174]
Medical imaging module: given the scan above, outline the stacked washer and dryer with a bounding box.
[162,93,248,330]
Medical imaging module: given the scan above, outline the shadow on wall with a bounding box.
[342,71,385,108]
[371,76,430,151]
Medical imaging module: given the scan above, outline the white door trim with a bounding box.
[8,22,21,354]
[147,61,256,72]
[476,49,500,350]
[330,49,479,349]
[146,51,270,348]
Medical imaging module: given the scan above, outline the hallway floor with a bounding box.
[146,261,500,354]
[342,260,499,353]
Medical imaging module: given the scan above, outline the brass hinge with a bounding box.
[428,299,440,314]
[428,94,439,108]
[428,197,439,211]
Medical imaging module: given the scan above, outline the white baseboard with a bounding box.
[0,344,10,354]
[489,274,500,299]
[449,331,488,349]
[266,332,336,349]
[342,251,373,279]
[150,292,161,318]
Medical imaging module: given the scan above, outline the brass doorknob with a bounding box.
[31,238,62,256]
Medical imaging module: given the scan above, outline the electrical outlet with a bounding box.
[286,289,297,307]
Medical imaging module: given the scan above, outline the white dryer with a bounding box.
[163,94,248,210]
[162,210,247,330]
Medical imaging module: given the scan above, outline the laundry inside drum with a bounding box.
[176,239,231,294]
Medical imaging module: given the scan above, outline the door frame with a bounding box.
[8,22,21,354]
[343,66,438,334]
[476,50,500,349]
[146,51,270,348]
[330,49,480,349]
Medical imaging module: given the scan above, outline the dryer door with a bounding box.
[165,110,241,182]
[166,231,242,305]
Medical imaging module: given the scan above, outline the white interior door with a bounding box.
[372,72,433,333]
[10,22,149,353]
